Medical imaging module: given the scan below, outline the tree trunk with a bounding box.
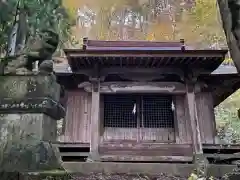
[217,0,240,73]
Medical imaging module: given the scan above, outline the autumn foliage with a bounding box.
[62,0,226,49]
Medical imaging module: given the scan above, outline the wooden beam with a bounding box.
[53,142,90,148]
[66,49,227,58]
[99,67,184,76]
[60,152,89,157]
[59,67,216,79]
[89,78,101,161]
[100,155,193,162]
[80,81,186,94]
[204,153,240,161]
[99,144,193,156]
[203,144,240,150]
[73,67,184,77]
[86,39,185,48]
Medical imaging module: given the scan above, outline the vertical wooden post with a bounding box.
[186,83,203,154]
[186,80,208,177]
[89,77,101,161]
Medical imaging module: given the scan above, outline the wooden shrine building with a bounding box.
[55,38,240,163]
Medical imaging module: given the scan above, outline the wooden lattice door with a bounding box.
[103,94,175,142]
[103,95,138,141]
[139,95,175,142]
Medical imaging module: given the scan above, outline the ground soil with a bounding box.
[70,173,188,180]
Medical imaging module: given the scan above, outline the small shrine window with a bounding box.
[103,95,137,128]
[103,94,175,129]
[141,95,174,128]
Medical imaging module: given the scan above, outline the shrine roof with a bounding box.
[199,72,240,106]
[63,39,227,73]
[64,49,227,73]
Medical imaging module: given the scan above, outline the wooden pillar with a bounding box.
[186,79,208,177]
[88,77,101,161]
[186,83,203,154]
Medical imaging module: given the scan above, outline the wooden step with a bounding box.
[60,152,89,157]
[100,155,193,162]
[99,144,193,156]
[203,144,240,151]
[204,153,240,161]
[53,142,90,148]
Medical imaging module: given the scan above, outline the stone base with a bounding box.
[0,141,62,172]
[62,162,237,178]
[0,113,62,172]
[0,75,65,172]
[193,153,209,177]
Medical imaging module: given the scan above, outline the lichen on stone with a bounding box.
[0,114,62,172]
[2,77,28,99]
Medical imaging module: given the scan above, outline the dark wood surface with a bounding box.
[100,155,193,162]
[186,83,203,155]
[85,39,185,48]
[99,143,193,156]
[55,142,240,162]
[54,142,240,150]
[89,79,101,158]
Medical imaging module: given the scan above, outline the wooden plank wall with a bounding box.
[58,90,92,143]
[102,128,175,142]
[195,92,216,144]
[58,91,216,144]
[175,95,192,144]
[175,93,216,145]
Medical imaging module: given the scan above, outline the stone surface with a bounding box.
[0,113,63,172]
[0,75,65,119]
[0,75,65,172]
[4,29,59,75]
[193,153,209,178]
[62,162,237,178]
[0,74,58,100]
